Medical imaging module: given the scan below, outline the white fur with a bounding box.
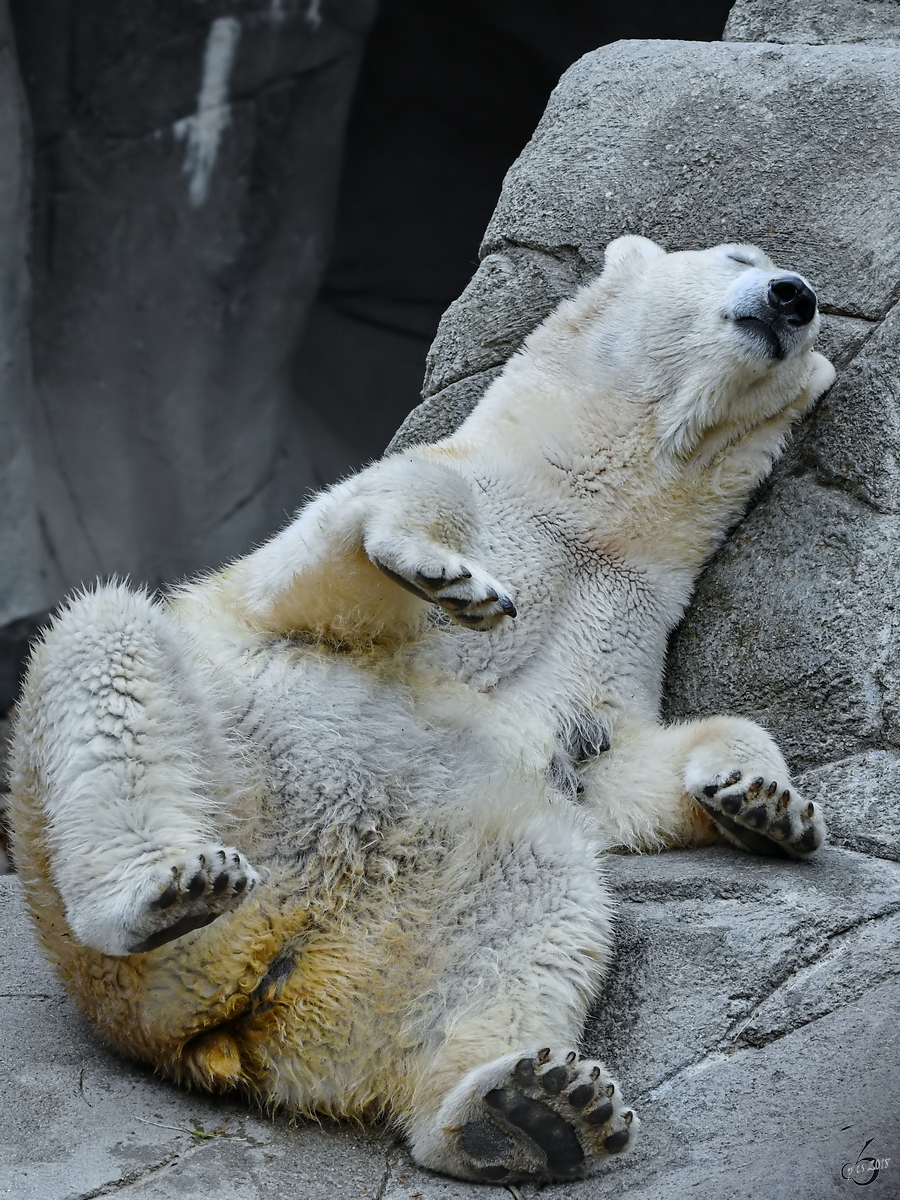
[11,238,835,1181]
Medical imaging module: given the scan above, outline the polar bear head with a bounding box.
[514,236,836,459]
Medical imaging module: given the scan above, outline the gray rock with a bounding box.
[725,0,900,46]
[0,1,49,632]
[10,0,377,604]
[8,20,900,1200]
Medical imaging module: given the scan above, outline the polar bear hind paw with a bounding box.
[367,535,516,629]
[695,769,824,859]
[455,1049,636,1183]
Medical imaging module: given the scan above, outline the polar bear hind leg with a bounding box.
[11,584,260,956]
[395,799,637,1183]
[582,714,824,859]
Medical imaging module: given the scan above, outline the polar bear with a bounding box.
[9,236,835,1186]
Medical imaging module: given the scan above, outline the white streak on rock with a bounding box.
[173,17,241,208]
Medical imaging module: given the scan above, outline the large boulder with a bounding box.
[387,28,900,1199]
[725,0,900,45]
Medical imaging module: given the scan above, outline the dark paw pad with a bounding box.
[485,1088,585,1176]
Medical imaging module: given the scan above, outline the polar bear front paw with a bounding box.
[367,535,517,630]
[693,769,824,859]
[70,844,261,956]
[419,1048,636,1184]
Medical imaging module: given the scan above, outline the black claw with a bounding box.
[500,597,517,618]
[702,783,718,798]
[605,1083,615,1097]
[565,1051,577,1064]
[589,1066,601,1081]
[216,849,227,863]
[212,872,230,895]
[567,1084,594,1109]
[746,777,764,795]
[540,1066,569,1095]
[766,781,778,799]
[624,1110,634,1126]
[585,1100,613,1126]
[780,789,791,805]
[605,1128,630,1154]
[154,884,178,910]
[233,876,247,895]
[187,872,206,899]
[537,1048,551,1063]
[459,567,472,579]
[725,769,742,786]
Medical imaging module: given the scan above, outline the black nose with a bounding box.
[767,274,817,326]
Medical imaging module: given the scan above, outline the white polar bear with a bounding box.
[9,236,835,1186]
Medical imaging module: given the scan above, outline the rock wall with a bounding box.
[6,0,377,634]
[0,1,46,639]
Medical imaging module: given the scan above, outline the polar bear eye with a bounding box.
[726,250,756,267]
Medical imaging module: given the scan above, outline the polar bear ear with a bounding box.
[602,235,666,278]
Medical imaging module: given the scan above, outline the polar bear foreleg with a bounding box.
[232,453,516,643]
[399,802,637,1184]
[12,584,259,956]
[581,714,824,859]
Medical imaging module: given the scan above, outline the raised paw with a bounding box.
[70,843,262,956]
[454,1048,637,1184]
[367,538,517,630]
[128,844,261,953]
[694,769,825,859]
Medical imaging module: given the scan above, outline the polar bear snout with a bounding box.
[726,268,818,361]
[767,275,817,326]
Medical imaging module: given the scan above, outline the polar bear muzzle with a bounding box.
[729,270,818,361]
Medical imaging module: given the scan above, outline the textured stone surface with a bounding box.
[6,851,897,1200]
[8,0,377,611]
[0,1,48,633]
[725,0,900,46]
